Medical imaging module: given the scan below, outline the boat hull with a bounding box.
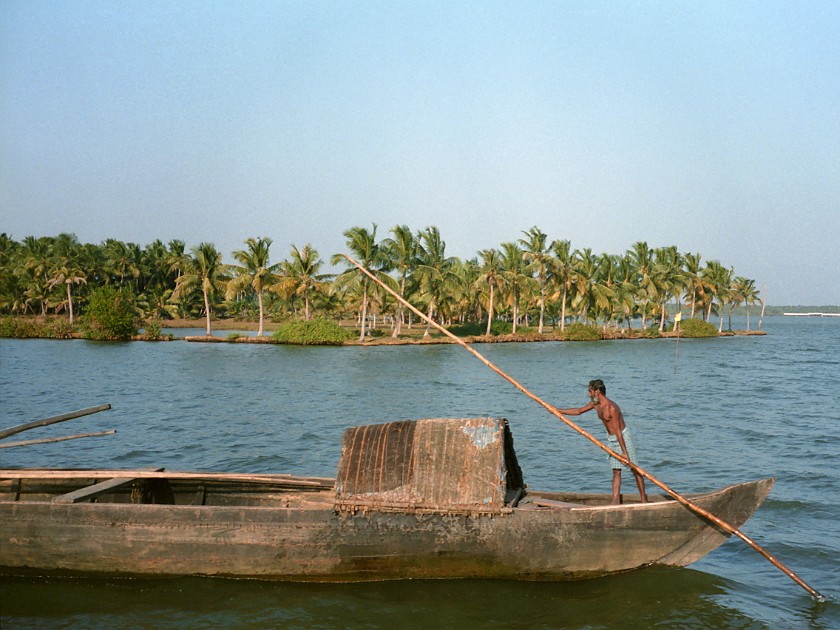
[0,478,774,581]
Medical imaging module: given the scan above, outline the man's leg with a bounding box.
[633,470,647,503]
[612,469,621,504]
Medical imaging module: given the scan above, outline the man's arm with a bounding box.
[555,402,595,416]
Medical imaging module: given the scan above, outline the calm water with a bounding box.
[1,316,838,629]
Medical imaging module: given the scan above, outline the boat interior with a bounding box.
[0,472,669,510]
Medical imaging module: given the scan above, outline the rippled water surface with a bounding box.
[1,316,839,628]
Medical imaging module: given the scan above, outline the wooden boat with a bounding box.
[0,417,773,581]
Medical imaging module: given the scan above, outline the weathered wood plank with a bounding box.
[52,468,166,503]
[0,469,334,488]
[530,498,584,509]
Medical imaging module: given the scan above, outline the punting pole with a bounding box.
[342,254,825,601]
[0,404,112,441]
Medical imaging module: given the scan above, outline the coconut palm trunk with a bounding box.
[66,283,74,325]
[486,282,495,335]
[561,285,568,332]
[257,290,265,336]
[203,288,212,336]
[359,283,368,341]
[393,276,406,338]
[424,299,435,337]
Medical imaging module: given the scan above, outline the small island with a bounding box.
[0,228,782,344]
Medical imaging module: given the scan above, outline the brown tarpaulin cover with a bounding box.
[335,418,524,515]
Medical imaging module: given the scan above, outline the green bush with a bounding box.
[642,327,661,339]
[82,286,137,340]
[0,317,38,338]
[448,320,513,336]
[272,318,354,345]
[678,318,718,338]
[47,319,75,339]
[140,320,173,341]
[562,323,602,341]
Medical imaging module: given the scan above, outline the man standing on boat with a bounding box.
[556,379,648,505]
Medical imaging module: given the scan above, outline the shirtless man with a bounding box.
[556,379,647,505]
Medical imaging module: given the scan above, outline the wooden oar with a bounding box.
[0,430,117,449]
[0,404,112,440]
[342,254,825,601]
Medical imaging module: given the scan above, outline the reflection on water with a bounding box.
[0,568,768,630]
[1,316,839,628]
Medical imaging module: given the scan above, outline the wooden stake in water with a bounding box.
[342,254,825,602]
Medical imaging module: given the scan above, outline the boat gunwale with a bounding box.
[1,472,774,517]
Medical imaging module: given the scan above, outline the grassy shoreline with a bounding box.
[1,316,767,344]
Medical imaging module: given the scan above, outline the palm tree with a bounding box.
[414,226,457,337]
[519,226,552,334]
[571,247,602,324]
[166,240,192,283]
[731,276,759,331]
[47,262,86,324]
[46,234,86,324]
[141,240,173,297]
[381,225,417,338]
[138,286,178,320]
[18,236,53,316]
[172,242,227,336]
[104,239,142,291]
[500,242,530,333]
[0,234,22,314]
[653,246,685,332]
[594,253,624,328]
[331,225,387,341]
[451,257,481,324]
[226,237,279,336]
[475,248,504,335]
[613,254,638,329]
[701,261,732,331]
[628,241,657,329]
[682,252,704,318]
[548,239,574,331]
[277,244,331,321]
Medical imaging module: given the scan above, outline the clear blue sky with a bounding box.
[2,1,838,305]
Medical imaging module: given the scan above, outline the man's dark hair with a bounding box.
[589,379,606,394]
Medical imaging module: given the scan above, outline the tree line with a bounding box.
[0,226,762,340]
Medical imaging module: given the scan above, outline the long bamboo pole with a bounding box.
[0,404,112,440]
[342,254,824,601]
[0,430,117,449]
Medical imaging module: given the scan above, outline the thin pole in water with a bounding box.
[0,404,112,441]
[342,254,825,602]
[0,429,117,449]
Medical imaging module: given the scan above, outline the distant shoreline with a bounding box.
[0,316,772,344]
[162,319,767,345]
